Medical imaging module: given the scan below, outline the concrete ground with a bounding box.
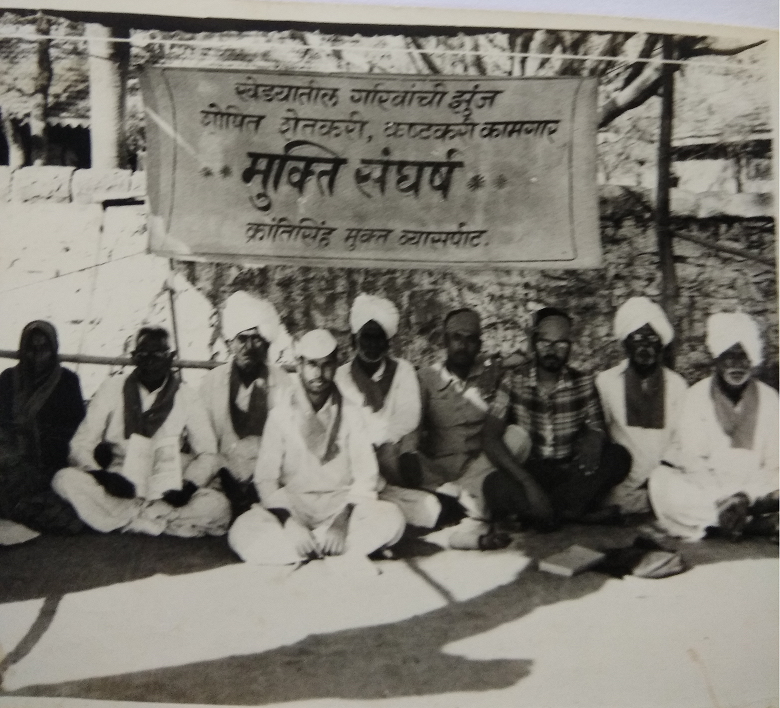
[0,521,776,708]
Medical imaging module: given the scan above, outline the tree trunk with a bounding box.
[1,111,26,168]
[87,23,130,170]
[29,12,52,166]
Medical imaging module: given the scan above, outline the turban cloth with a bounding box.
[349,293,400,339]
[296,329,338,360]
[614,296,674,346]
[222,291,281,343]
[706,312,763,367]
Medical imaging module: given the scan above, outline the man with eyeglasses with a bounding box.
[481,307,630,530]
[53,326,230,537]
[200,291,291,519]
[649,312,778,541]
[595,297,688,514]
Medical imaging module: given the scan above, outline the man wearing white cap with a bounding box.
[53,326,230,537]
[595,297,688,513]
[335,293,421,485]
[228,329,405,565]
[199,291,291,518]
[649,312,778,541]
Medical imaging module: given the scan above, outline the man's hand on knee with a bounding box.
[283,517,319,558]
[321,504,354,556]
[88,469,136,499]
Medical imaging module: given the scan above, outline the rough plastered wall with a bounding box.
[0,166,776,399]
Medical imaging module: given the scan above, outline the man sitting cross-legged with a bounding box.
[595,297,688,514]
[335,293,441,530]
[413,308,517,548]
[200,291,291,519]
[228,329,406,566]
[649,312,778,541]
[482,307,631,531]
[53,326,230,537]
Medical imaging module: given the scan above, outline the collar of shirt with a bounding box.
[138,376,169,413]
[432,358,488,392]
[526,362,574,393]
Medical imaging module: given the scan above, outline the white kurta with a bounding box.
[199,361,292,482]
[335,357,421,449]
[649,376,779,540]
[228,385,405,564]
[54,373,229,536]
[596,361,688,513]
[253,386,383,528]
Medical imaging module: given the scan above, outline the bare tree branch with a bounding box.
[408,36,441,75]
[471,36,487,76]
[687,39,766,57]
[621,33,659,88]
[599,61,663,127]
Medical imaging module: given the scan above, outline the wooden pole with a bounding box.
[655,35,678,316]
[0,351,219,370]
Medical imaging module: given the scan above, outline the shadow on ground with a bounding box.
[3,522,775,705]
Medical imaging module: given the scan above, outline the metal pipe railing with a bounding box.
[0,350,221,370]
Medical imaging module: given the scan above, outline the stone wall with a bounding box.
[0,167,776,398]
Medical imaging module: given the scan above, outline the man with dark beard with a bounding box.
[481,307,630,530]
[596,297,688,514]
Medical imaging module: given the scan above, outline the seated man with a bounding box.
[200,291,291,518]
[228,329,405,565]
[595,297,688,514]
[0,320,86,534]
[53,326,230,537]
[335,293,420,485]
[649,312,778,541]
[415,308,516,546]
[482,307,630,529]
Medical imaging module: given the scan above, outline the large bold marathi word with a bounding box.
[398,224,487,248]
[234,78,340,108]
[279,109,369,140]
[479,120,560,139]
[200,103,266,132]
[343,227,393,251]
[354,147,464,200]
[349,82,448,110]
[447,84,504,121]
[245,217,336,248]
[241,140,347,211]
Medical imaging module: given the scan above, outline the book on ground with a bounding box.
[538,544,606,577]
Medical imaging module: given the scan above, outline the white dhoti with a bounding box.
[52,467,231,538]
[228,500,405,565]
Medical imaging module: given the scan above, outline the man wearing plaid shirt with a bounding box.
[481,307,630,529]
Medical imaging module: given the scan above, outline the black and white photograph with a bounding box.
[0,0,776,706]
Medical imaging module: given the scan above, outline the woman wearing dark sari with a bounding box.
[0,321,86,533]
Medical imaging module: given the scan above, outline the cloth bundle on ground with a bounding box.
[595,536,687,579]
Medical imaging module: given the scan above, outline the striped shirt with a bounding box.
[490,361,605,461]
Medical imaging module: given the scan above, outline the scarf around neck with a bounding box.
[123,369,180,439]
[624,363,665,429]
[292,379,342,464]
[350,356,398,412]
[710,377,759,450]
[229,362,269,439]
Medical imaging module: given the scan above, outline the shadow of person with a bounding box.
[4,521,776,705]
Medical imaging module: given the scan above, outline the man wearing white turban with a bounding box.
[199,291,291,518]
[228,329,405,566]
[649,312,778,541]
[595,297,688,513]
[335,293,441,527]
